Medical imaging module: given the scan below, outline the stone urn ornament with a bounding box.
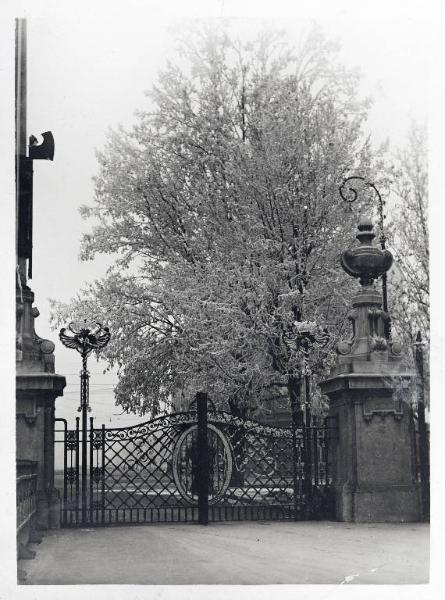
[336,217,402,359]
[340,216,393,288]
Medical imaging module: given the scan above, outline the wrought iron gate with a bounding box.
[55,399,336,527]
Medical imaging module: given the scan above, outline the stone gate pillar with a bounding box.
[15,18,66,562]
[16,281,66,537]
[320,218,421,522]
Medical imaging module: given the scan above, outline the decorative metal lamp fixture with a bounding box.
[339,176,391,336]
[59,320,110,523]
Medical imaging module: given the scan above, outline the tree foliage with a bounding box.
[388,123,429,345]
[52,26,384,417]
[386,123,429,406]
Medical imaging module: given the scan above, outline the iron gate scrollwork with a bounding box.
[55,407,335,527]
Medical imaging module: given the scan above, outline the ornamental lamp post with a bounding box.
[339,176,391,337]
[59,321,110,523]
[284,322,330,518]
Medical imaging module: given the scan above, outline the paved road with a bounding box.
[18,520,429,585]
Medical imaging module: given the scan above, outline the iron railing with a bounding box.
[16,460,38,534]
[410,409,430,521]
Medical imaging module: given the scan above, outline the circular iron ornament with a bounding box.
[172,424,233,506]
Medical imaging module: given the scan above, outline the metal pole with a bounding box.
[301,341,312,515]
[75,417,80,525]
[304,374,311,427]
[15,18,26,266]
[89,416,94,524]
[303,421,312,506]
[80,353,90,524]
[290,391,300,521]
[323,416,330,488]
[196,392,209,525]
[15,18,34,280]
[415,331,429,521]
[378,203,391,337]
[304,375,317,494]
[101,423,106,523]
[62,420,68,526]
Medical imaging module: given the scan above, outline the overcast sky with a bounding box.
[2,0,439,433]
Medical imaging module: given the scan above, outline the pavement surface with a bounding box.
[18,520,429,585]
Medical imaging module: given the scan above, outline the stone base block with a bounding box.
[17,543,36,560]
[17,568,27,584]
[36,490,61,530]
[333,483,353,522]
[335,484,421,522]
[28,530,43,543]
[48,490,61,529]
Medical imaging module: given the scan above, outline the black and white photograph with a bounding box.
[2,0,442,596]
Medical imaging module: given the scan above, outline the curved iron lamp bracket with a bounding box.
[339,176,386,246]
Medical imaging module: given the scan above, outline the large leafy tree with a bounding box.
[52,26,383,417]
[389,123,429,344]
[387,123,429,405]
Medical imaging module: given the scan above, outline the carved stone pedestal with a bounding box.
[321,372,420,522]
[16,283,65,536]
